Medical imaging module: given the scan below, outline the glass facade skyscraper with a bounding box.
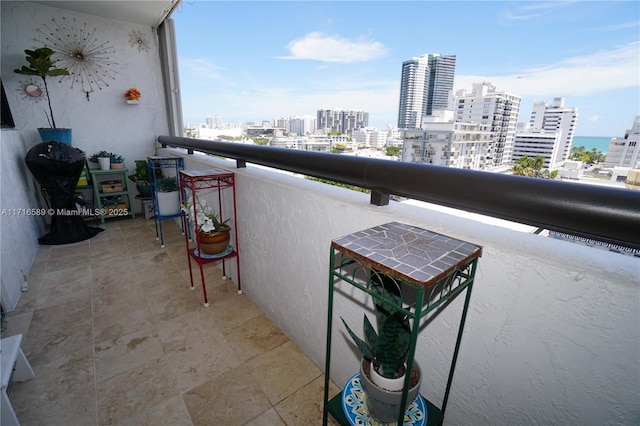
[397,53,456,129]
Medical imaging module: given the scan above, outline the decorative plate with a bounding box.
[341,373,427,426]
[193,245,233,259]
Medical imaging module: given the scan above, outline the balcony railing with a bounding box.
[158,136,640,250]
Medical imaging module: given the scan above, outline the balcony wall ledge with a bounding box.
[159,146,639,425]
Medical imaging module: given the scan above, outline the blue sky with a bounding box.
[172,1,639,137]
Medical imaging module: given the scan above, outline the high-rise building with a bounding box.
[512,131,563,170]
[531,98,577,164]
[604,116,640,169]
[402,112,492,169]
[397,53,456,129]
[454,82,521,170]
[317,109,368,135]
[513,98,578,170]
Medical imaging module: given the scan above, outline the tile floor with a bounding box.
[2,217,339,425]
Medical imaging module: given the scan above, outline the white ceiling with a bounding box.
[31,0,182,27]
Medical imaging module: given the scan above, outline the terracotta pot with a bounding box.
[198,228,230,255]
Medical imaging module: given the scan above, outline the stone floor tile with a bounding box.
[94,328,164,383]
[183,365,271,426]
[245,340,323,405]
[97,357,179,424]
[223,314,290,362]
[275,375,340,426]
[244,408,286,426]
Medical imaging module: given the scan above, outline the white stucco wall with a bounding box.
[0,130,45,311]
[1,1,170,206]
[1,1,172,310]
[161,148,639,425]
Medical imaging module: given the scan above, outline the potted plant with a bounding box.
[13,47,71,144]
[89,151,114,171]
[182,194,231,255]
[128,160,154,197]
[110,154,125,169]
[341,275,422,423]
[155,176,181,216]
[124,87,140,104]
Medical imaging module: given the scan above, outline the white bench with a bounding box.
[1,334,35,426]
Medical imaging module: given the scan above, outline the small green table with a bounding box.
[323,222,482,425]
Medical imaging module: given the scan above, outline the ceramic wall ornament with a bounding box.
[16,79,45,102]
[129,30,151,52]
[35,17,118,100]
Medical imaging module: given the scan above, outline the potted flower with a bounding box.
[124,87,140,104]
[341,274,422,423]
[182,194,231,255]
[154,176,181,216]
[14,47,72,144]
[89,151,114,171]
[128,160,154,197]
[110,154,125,169]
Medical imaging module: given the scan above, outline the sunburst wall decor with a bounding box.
[129,30,151,52]
[36,17,118,99]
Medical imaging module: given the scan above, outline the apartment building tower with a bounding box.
[402,111,492,169]
[454,82,521,170]
[604,115,640,169]
[397,53,456,129]
[528,98,577,165]
[317,109,368,135]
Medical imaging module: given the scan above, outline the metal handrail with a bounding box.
[158,136,640,250]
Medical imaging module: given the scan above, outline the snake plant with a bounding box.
[342,276,411,379]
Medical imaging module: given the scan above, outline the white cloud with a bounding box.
[588,115,600,123]
[278,32,389,63]
[455,42,639,97]
[180,57,230,83]
[502,1,578,23]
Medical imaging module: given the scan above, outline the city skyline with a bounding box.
[173,1,639,137]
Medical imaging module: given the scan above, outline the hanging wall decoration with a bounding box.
[128,30,151,52]
[36,17,118,100]
[16,79,45,102]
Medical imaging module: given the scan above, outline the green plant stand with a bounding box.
[322,222,482,426]
[89,168,136,223]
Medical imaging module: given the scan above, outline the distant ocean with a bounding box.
[572,136,612,154]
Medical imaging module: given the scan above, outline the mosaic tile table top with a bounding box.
[331,222,482,289]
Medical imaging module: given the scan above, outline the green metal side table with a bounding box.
[323,222,482,425]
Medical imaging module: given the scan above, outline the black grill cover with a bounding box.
[25,141,103,244]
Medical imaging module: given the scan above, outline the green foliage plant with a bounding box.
[156,176,179,192]
[14,47,69,128]
[128,160,151,182]
[89,151,114,163]
[341,276,411,379]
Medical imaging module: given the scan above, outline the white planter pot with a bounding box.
[98,157,111,171]
[360,358,422,423]
[156,191,180,216]
[369,361,406,392]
